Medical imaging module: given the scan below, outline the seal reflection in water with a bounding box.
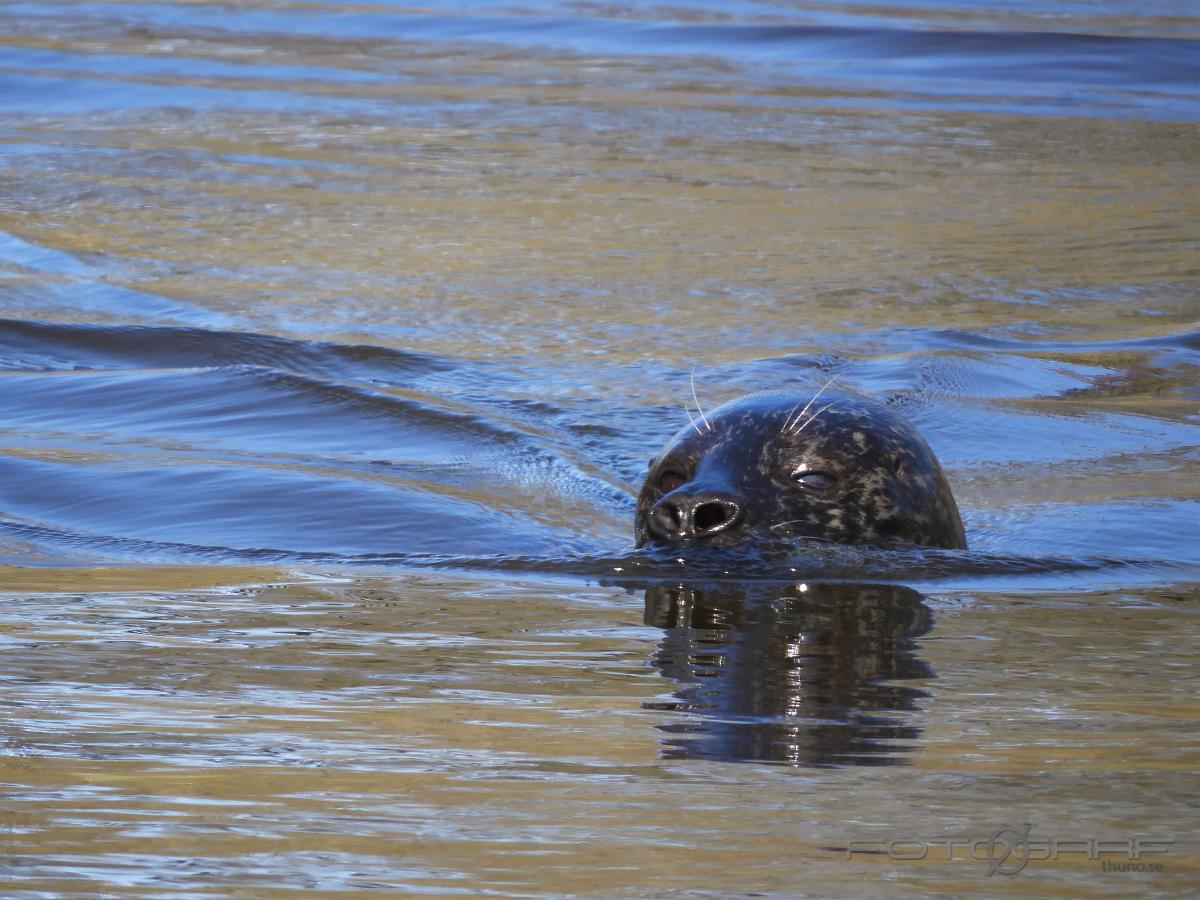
[644,582,933,766]
[636,389,967,550]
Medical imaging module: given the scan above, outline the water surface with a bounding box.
[0,0,1196,895]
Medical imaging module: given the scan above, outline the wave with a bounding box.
[0,514,1190,591]
[0,318,1193,589]
[1,3,1195,118]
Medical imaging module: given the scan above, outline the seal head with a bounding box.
[635,390,966,550]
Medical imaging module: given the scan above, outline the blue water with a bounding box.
[0,4,1197,895]
[0,0,1195,765]
[2,1,1198,117]
[0,307,1194,588]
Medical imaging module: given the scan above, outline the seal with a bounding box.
[635,388,966,550]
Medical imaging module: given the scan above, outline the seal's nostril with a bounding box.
[646,493,740,542]
[693,500,738,533]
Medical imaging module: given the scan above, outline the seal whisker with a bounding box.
[793,401,838,435]
[690,365,713,433]
[683,402,704,437]
[784,375,837,433]
[770,519,804,530]
[780,399,806,435]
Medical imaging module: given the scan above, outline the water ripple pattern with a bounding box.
[0,1,1198,896]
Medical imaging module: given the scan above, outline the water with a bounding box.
[0,0,1197,895]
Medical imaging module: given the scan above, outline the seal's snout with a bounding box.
[648,491,743,542]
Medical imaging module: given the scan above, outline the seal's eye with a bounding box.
[657,470,687,493]
[791,469,837,491]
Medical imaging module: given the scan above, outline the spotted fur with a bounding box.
[636,390,967,550]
